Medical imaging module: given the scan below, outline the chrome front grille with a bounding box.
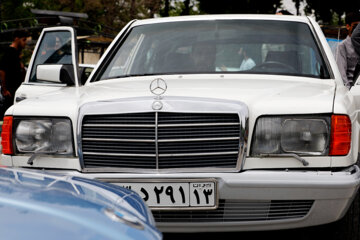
[81,112,242,170]
[152,200,314,222]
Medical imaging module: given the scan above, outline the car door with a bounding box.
[14,26,79,103]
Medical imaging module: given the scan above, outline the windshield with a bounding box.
[97,20,330,80]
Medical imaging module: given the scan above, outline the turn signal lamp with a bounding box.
[1,116,13,155]
[329,115,351,156]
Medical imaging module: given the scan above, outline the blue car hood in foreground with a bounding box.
[0,167,161,240]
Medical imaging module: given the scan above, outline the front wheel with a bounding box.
[328,188,360,240]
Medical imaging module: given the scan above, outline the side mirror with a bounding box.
[37,64,75,86]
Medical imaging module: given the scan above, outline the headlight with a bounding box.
[14,118,74,155]
[251,116,330,156]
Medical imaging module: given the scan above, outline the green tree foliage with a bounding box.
[92,0,162,29]
[1,0,31,21]
[0,0,34,30]
[0,0,163,33]
[160,0,199,17]
[304,0,360,25]
[2,0,359,32]
[197,0,281,14]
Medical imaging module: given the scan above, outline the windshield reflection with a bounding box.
[98,20,330,80]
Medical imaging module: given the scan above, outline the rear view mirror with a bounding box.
[37,64,75,86]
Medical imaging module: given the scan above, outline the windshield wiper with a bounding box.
[259,153,309,166]
[102,73,159,80]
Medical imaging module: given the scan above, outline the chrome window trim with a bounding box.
[21,82,68,87]
[77,96,249,173]
[307,17,334,79]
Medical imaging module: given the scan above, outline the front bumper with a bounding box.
[41,165,360,233]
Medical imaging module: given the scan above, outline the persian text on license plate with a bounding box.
[114,180,217,209]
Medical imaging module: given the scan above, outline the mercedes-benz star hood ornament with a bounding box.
[150,78,167,110]
[150,78,167,96]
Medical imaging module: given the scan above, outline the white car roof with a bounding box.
[131,14,311,27]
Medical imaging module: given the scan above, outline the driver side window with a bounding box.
[30,31,72,83]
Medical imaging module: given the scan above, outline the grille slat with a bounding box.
[84,162,155,168]
[83,138,155,143]
[83,112,155,124]
[82,112,241,169]
[84,155,156,169]
[158,126,240,139]
[83,152,156,157]
[158,140,239,154]
[152,200,314,222]
[83,124,155,127]
[158,137,239,142]
[159,122,239,127]
[82,143,155,150]
[158,113,240,124]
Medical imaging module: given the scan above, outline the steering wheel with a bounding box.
[250,61,299,73]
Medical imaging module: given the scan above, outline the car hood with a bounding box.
[82,74,335,114]
[0,167,160,240]
[13,74,336,116]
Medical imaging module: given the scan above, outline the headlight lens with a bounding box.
[251,116,330,156]
[14,118,73,155]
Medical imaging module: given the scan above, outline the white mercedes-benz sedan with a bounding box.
[3,15,360,239]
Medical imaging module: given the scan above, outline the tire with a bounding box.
[330,156,360,240]
[323,179,360,240]
[331,190,360,240]
[306,160,360,240]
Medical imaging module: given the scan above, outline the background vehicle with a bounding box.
[2,15,360,239]
[0,167,161,240]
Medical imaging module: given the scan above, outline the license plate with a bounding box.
[112,180,217,209]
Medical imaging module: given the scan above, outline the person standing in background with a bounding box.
[0,29,30,117]
[335,12,360,89]
[352,20,360,81]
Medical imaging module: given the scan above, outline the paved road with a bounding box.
[164,231,306,240]
[163,225,330,240]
